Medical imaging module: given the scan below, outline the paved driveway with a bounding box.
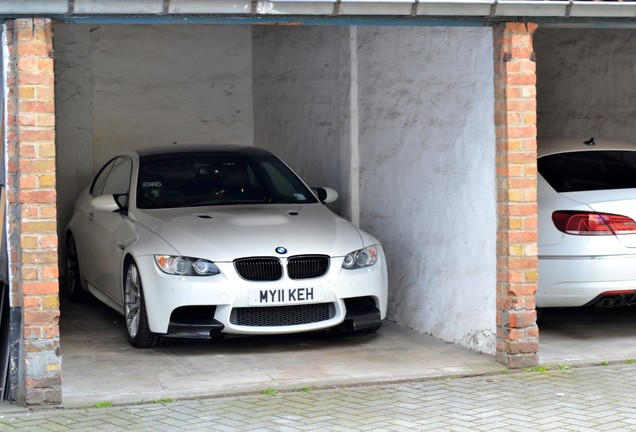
[60,292,636,408]
[3,363,636,431]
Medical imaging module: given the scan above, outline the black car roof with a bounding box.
[135,144,275,158]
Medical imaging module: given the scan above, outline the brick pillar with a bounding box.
[5,18,61,405]
[493,22,539,369]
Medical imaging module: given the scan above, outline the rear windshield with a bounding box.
[539,151,636,192]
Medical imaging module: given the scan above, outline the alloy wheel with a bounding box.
[124,263,141,339]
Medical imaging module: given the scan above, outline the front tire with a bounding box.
[124,259,161,348]
[66,234,87,302]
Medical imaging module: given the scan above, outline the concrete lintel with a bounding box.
[2,0,636,19]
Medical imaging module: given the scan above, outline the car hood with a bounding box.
[561,188,636,248]
[132,204,365,261]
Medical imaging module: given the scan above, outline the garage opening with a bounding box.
[535,27,636,365]
[52,22,499,402]
[55,22,497,351]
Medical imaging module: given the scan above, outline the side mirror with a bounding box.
[91,194,127,213]
[312,187,339,204]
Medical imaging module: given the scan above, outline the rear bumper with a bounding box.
[538,254,636,307]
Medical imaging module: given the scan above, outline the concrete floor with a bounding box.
[59,293,636,408]
[538,306,636,365]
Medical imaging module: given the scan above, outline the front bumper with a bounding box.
[135,252,388,337]
[163,300,383,340]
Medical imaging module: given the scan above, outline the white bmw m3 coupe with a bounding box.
[66,145,388,347]
[538,137,636,309]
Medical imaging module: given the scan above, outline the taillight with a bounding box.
[552,211,636,235]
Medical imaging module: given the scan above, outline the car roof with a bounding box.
[539,137,636,158]
[132,144,275,158]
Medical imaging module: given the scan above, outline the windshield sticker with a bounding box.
[293,193,306,201]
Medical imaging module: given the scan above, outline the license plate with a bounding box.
[248,287,324,305]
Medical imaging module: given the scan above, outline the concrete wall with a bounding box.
[55,25,94,244]
[54,24,253,236]
[253,26,497,353]
[535,29,636,142]
[252,26,349,216]
[357,27,496,353]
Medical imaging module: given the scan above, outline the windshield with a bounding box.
[539,150,636,193]
[137,152,319,209]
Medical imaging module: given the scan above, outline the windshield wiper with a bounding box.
[180,198,266,207]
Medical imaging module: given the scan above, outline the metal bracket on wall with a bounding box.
[161,0,171,15]
[490,0,498,17]
[411,0,419,17]
[333,0,341,16]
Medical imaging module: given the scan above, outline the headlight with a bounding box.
[154,255,220,276]
[341,245,379,270]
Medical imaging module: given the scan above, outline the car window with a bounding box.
[102,157,133,196]
[90,159,116,197]
[261,161,310,200]
[539,151,636,192]
[137,152,319,209]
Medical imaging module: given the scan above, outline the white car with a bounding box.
[66,145,388,347]
[538,137,636,308]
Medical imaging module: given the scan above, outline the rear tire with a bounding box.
[124,259,161,348]
[66,234,88,302]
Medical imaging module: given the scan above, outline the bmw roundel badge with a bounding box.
[275,247,287,255]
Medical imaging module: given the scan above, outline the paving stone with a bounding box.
[3,364,636,431]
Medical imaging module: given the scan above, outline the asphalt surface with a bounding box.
[1,362,636,431]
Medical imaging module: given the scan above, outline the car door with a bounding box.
[82,156,133,305]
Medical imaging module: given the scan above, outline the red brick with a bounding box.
[22,250,58,264]
[24,311,59,325]
[508,203,537,216]
[507,310,536,328]
[18,114,36,126]
[19,190,56,204]
[509,177,536,189]
[508,284,538,297]
[43,326,60,338]
[17,72,55,86]
[20,235,38,249]
[21,281,58,296]
[18,100,54,114]
[22,267,38,280]
[508,231,538,243]
[39,205,57,219]
[19,129,55,142]
[42,265,59,279]
[19,174,37,189]
[506,340,539,354]
[19,145,37,158]
[18,159,55,174]
[40,235,58,248]
[22,220,57,233]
